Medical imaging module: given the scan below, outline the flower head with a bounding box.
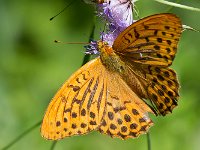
[84,40,99,55]
[85,0,135,54]
[101,0,134,30]
[98,0,135,46]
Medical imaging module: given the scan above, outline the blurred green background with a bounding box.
[1,0,200,150]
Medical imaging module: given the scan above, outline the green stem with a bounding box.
[50,141,57,150]
[81,24,95,66]
[147,132,151,150]
[154,0,200,12]
[165,0,182,12]
[2,120,42,150]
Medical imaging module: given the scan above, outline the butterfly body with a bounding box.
[98,41,148,99]
[98,41,126,73]
[41,13,182,140]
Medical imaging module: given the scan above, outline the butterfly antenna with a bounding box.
[50,0,78,21]
[54,40,90,44]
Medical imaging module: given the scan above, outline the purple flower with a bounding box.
[85,0,135,54]
[84,40,99,55]
[101,0,134,30]
[99,0,135,45]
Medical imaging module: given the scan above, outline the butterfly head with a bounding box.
[97,40,108,48]
[97,40,114,54]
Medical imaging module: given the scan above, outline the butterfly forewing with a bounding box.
[113,13,182,67]
[41,58,107,140]
[41,57,154,140]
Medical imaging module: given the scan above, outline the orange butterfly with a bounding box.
[41,13,182,140]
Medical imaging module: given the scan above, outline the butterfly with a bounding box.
[41,13,182,140]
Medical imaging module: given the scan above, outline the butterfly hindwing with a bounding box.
[146,67,179,115]
[41,58,107,140]
[98,71,153,139]
[113,13,182,67]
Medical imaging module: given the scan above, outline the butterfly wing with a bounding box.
[113,13,182,67]
[146,66,179,115]
[41,58,107,140]
[98,70,153,139]
[41,57,154,140]
[112,13,182,115]
[120,60,180,116]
